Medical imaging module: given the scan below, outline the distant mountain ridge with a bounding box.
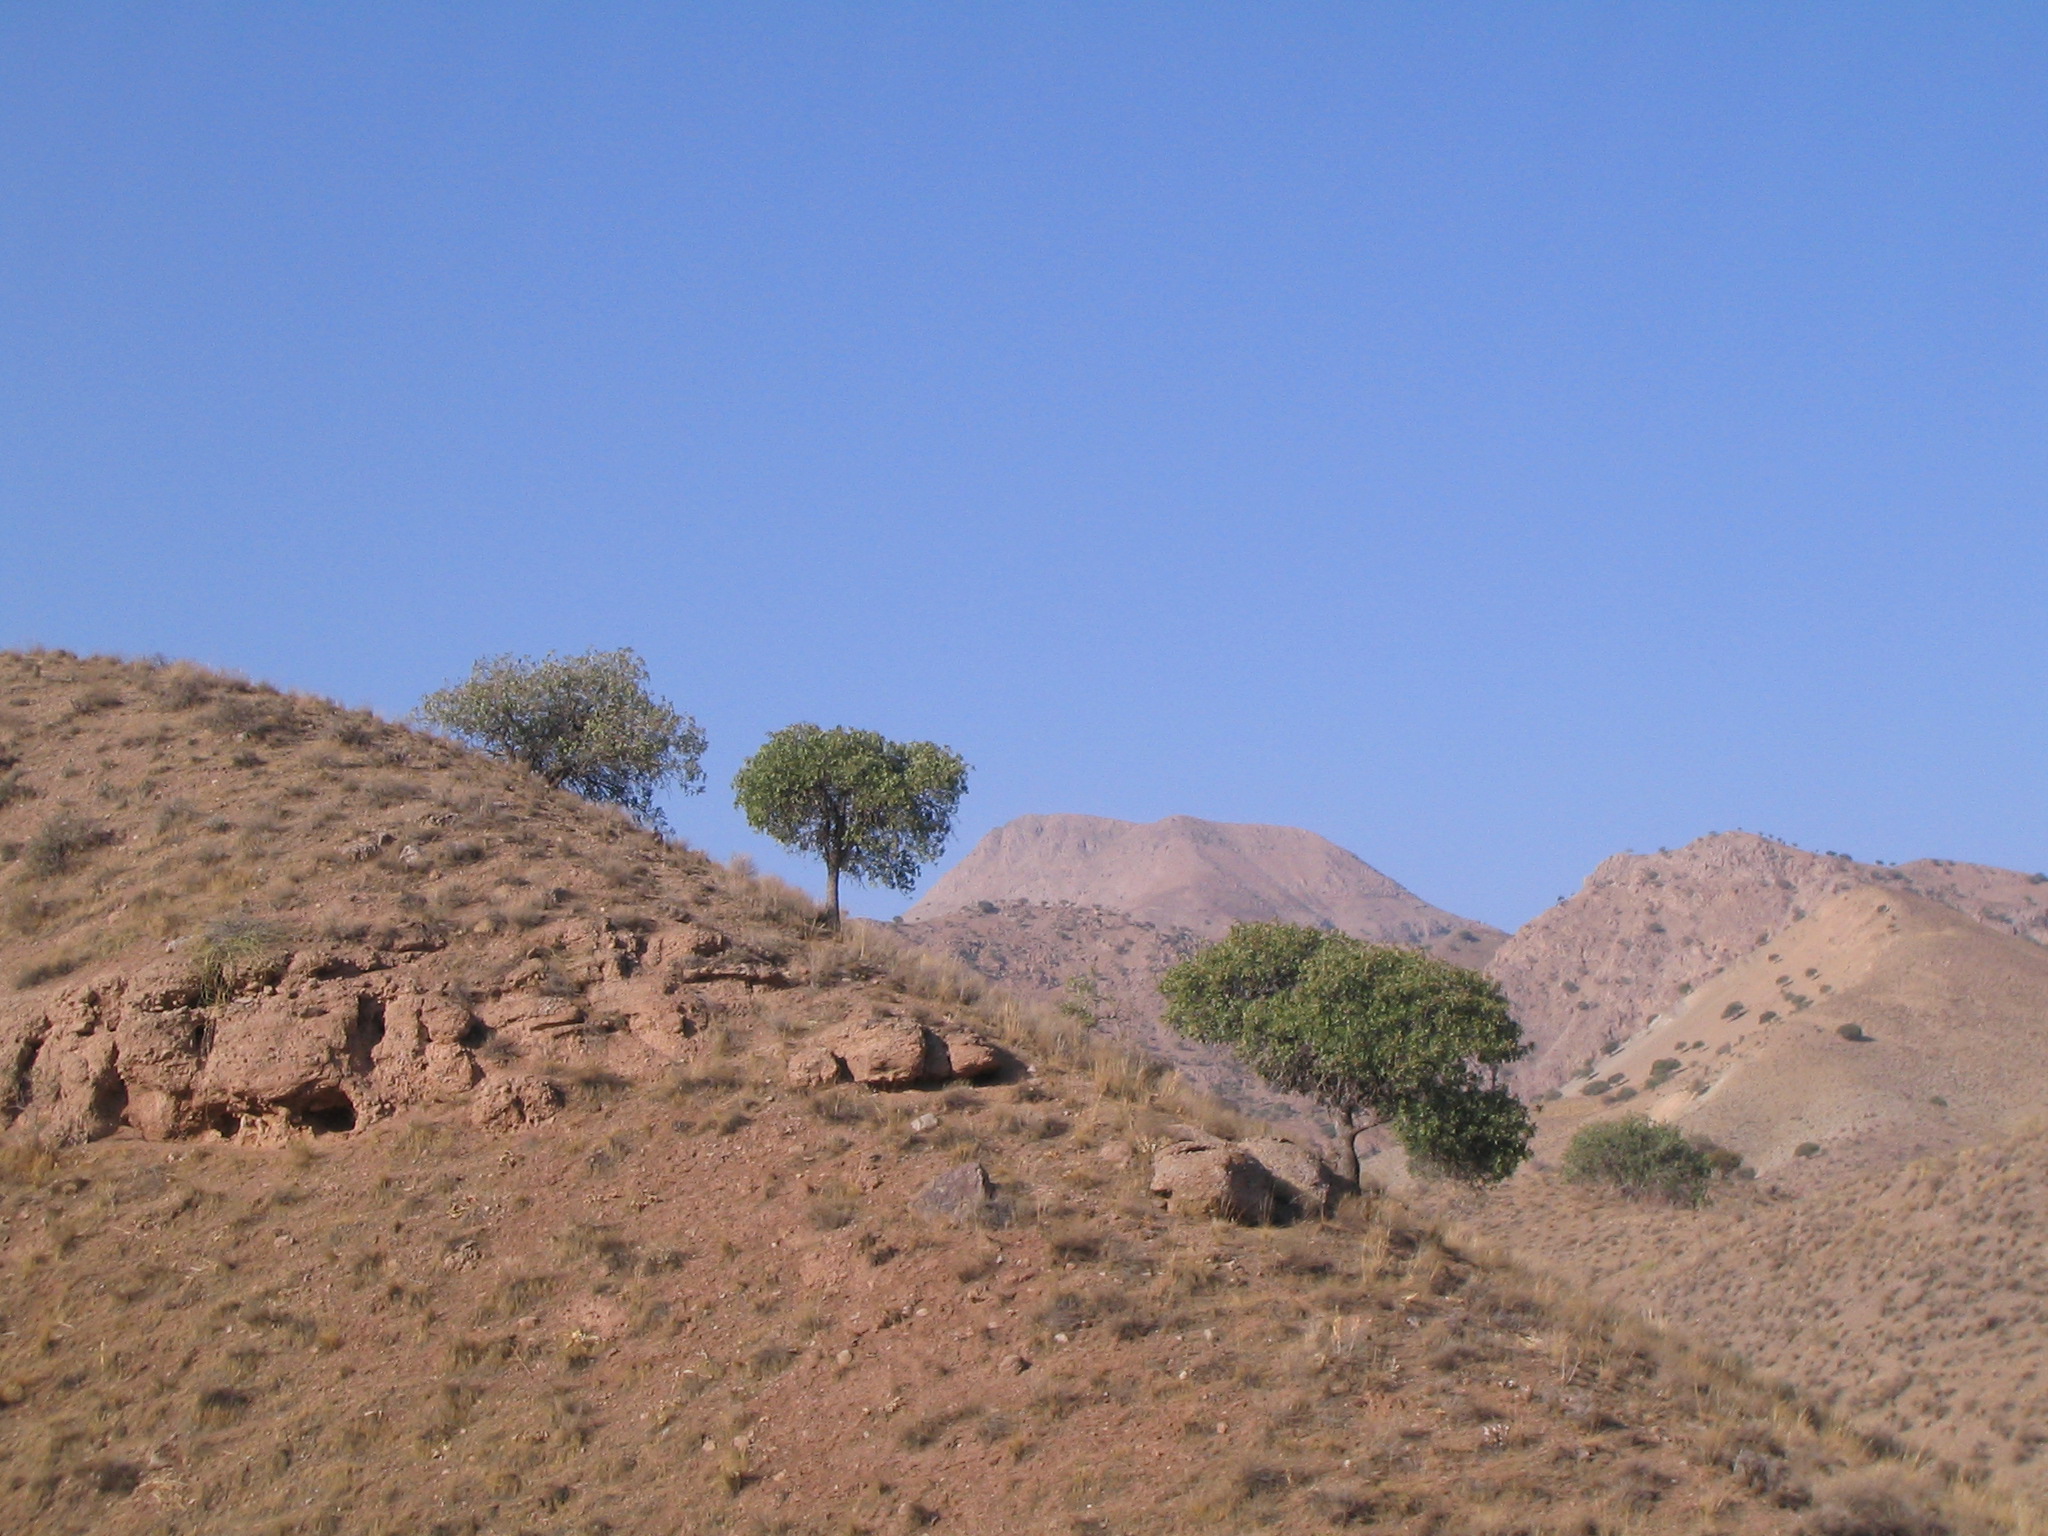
[907,813,1504,963]
[1490,831,2048,1090]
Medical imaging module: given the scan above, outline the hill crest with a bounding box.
[909,813,1503,964]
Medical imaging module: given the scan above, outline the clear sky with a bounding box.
[4,5,2044,928]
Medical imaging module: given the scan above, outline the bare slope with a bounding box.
[907,814,1504,963]
[1544,888,2048,1182]
[0,651,2005,1535]
[1489,833,2048,1092]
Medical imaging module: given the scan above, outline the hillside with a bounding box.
[0,650,2008,1535]
[1430,1124,2048,1503]
[1489,833,2048,1093]
[893,900,1325,1137]
[906,814,1504,963]
[1542,888,2048,1182]
[1415,887,2048,1498]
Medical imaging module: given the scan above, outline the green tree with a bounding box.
[1159,923,1533,1186]
[731,724,969,928]
[418,648,705,828]
[1561,1116,1716,1207]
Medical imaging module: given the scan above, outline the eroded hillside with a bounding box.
[0,652,2022,1535]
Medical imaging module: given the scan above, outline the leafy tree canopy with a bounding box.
[731,724,968,927]
[418,648,704,828]
[1160,923,1532,1185]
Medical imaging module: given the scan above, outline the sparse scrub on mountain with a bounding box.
[418,648,705,828]
[1562,1116,1717,1207]
[1160,923,1532,1185]
[733,723,969,928]
[22,811,117,877]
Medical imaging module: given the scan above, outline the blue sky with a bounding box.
[4,5,2044,928]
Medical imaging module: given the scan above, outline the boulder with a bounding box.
[912,1161,1000,1225]
[786,1046,845,1088]
[1150,1141,1278,1224]
[930,1026,1002,1079]
[831,1017,929,1087]
[1241,1136,1342,1218]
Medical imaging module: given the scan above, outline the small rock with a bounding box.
[835,1349,853,1367]
[909,1112,939,1133]
[911,1162,999,1226]
[1097,1139,1134,1168]
[999,1353,1030,1374]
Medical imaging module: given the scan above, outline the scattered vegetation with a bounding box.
[22,812,117,877]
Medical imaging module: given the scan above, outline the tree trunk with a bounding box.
[823,853,841,931]
[1331,1107,1362,1187]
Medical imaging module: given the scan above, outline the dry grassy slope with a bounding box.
[0,653,2009,1535]
[1489,834,2048,1094]
[907,814,1505,965]
[1431,1127,2048,1504]
[1542,889,2048,1182]
[894,901,1328,1139]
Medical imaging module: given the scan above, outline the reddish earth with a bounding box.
[0,651,2012,1534]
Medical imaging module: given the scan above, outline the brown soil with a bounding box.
[0,650,2014,1534]
[1427,1125,2048,1503]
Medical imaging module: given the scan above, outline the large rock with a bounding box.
[831,1017,929,1087]
[1241,1136,1341,1217]
[471,1075,563,1131]
[1150,1141,1279,1224]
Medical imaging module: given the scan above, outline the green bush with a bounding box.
[1562,1116,1715,1207]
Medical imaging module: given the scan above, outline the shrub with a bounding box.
[1562,1116,1715,1207]
[1795,1142,1822,1159]
[1836,1023,1869,1042]
[0,771,35,810]
[23,813,116,877]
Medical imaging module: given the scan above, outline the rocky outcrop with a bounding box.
[0,912,796,1147]
[784,1012,1010,1091]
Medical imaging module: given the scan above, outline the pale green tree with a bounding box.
[418,648,704,828]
